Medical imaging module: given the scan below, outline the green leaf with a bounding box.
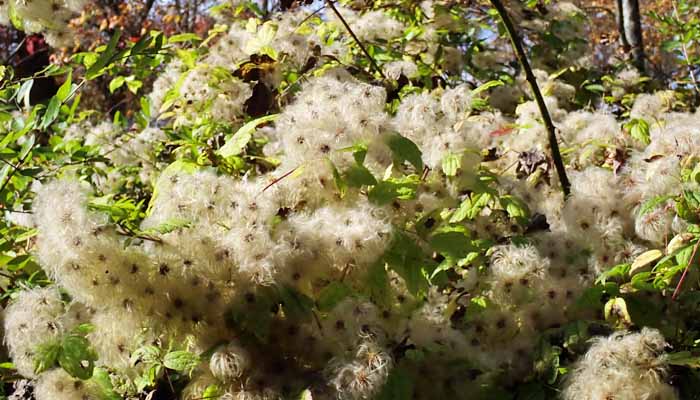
[376,366,415,400]
[638,194,674,216]
[596,263,631,285]
[368,175,420,205]
[218,114,279,158]
[59,335,98,380]
[667,351,700,368]
[363,261,390,307]
[533,343,562,385]
[169,33,202,43]
[140,96,152,119]
[317,282,352,311]
[134,364,162,392]
[441,153,460,176]
[163,350,199,373]
[465,295,489,318]
[109,76,126,93]
[90,367,121,400]
[71,323,96,335]
[126,79,143,94]
[584,83,605,93]
[387,134,423,170]
[86,29,122,80]
[384,232,431,295]
[130,345,161,366]
[159,71,189,114]
[56,71,73,102]
[16,79,33,108]
[330,160,347,198]
[499,195,530,223]
[229,288,276,341]
[143,218,192,234]
[176,49,198,69]
[8,2,23,30]
[676,242,696,267]
[626,118,650,145]
[430,226,474,260]
[68,93,81,123]
[450,192,492,223]
[34,341,61,375]
[471,80,503,95]
[130,34,152,55]
[343,164,377,187]
[40,96,61,129]
[661,40,682,52]
[677,190,700,223]
[202,384,224,399]
[278,285,314,321]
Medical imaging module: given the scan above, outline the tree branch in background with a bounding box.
[489,0,571,197]
[3,37,26,65]
[325,0,387,80]
[616,0,629,50]
[619,0,645,71]
[141,0,156,26]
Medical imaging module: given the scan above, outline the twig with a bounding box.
[0,141,37,195]
[116,223,163,244]
[0,158,20,170]
[489,0,571,197]
[671,0,700,100]
[420,166,430,181]
[297,5,326,28]
[325,0,387,80]
[163,369,176,396]
[0,270,15,279]
[4,37,26,65]
[13,47,49,69]
[261,167,298,193]
[672,239,700,301]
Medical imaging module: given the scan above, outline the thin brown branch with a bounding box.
[0,141,36,195]
[672,239,700,301]
[672,0,700,99]
[489,0,571,197]
[261,167,298,193]
[4,37,26,65]
[325,0,387,80]
[116,223,163,244]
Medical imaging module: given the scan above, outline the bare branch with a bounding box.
[325,0,387,80]
[489,0,571,197]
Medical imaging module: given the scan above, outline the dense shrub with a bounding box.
[2,1,700,399]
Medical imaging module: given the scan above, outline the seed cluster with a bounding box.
[2,2,695,400]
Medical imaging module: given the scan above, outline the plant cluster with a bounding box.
[2,1,700,400]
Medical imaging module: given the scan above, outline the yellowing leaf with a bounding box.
[667,234,693,254]
[630,249,663,274]
[604,297,632,328]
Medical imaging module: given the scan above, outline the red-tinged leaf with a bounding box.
[490,126,515,137]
